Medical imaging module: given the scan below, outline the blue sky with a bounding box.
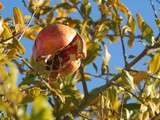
[0,0,158,91]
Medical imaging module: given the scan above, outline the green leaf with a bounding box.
[83,42,100,64]
[94,20,109,41]
[31,96,54,120]
[80,0,91,17]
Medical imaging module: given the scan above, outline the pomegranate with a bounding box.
[32,24,86,80]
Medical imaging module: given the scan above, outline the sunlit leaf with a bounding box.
[108,36,119,42]
[101,45,111,75]
[137,14,154,45]
[31,96,53,120]
[84,73,91,80]
[83,42,100,64]
[0,17,4,35]
[120,70,135,89]
[25,25,42,40]
[155,18,160,28]
[130,71,148,85]
[115,1,130,16]
[128,15,136,47]
[148,52,160,74]
[13,7,25,32]
[2,23,12,40]
[94,20,109,41]
[0,2,3,10]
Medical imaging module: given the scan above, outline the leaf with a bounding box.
[29,87,42,98]
[0,17,4,35]
[80,0,91,17]
[101,45,111,74]
[83,42,100,64]
[128,15,136,47]
[7,62,19,87]
[31,96,54,120]
[64,18,81,28]
[115,1,130,16]
[2,22,12,40]
[84,73,91,80]
[120,69,135,89]
[137,14,154,45]
[0,2,3,10]
[25,25,42,40]
[156,18,160,28]
[94,20,109,41]
[108,36,119,42]
[148,52,160,74]
[13,7,25,32]
[130,71,148,85]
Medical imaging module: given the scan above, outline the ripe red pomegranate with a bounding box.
[32,24,86,80]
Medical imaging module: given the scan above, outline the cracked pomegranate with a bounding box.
[32,24,86,80]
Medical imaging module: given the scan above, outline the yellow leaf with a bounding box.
[148,52,160,74]
[117,2,130,16]
[131,71,148,84]
[25,25,42,40]
[112,97,120,111]
[84,73,91,80]
[2,22,12,40]
[0,2,3,10]
[127,15,136,47]
[103,45,111,66]
[137,13,154,45]
[128,33,135,48]
[13,7,25,32]
[108,36,119,42]
[137,14,143,28]
[156,18,160,28]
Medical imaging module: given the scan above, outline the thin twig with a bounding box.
[80,66,89,97]
[0,32,22,44]
[16,54,33,70]
[120,30,128,67]
[18,9,37,42]
[113,6,128,67]
[149,0,158,19]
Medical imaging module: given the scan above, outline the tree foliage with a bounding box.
[0,0,160,119]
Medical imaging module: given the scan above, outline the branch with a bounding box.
[72,42,160,115]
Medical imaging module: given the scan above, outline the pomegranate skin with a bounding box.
[32,24,77,60]
[32,24,86,80]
